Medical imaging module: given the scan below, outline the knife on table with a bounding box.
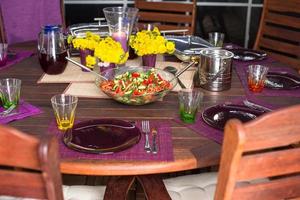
[151,128,158,154]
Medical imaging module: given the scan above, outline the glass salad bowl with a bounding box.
[95,66,178,105]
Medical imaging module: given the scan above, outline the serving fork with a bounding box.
[141,120,151,153]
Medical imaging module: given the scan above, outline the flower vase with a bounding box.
[142,54,157,68]
[99,62,116,74]
[80,49,94,72]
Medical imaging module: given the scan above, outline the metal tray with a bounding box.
[165,35,214,62]
[68,23,109,38]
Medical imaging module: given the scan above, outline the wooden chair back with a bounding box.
[215,104,300,200]
[254,0,300,71]
[0,126,64,200]
[134,0,197,35]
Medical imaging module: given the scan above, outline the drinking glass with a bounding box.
[209,32,225,47]
[247,65,269,93]
[178,89,203,123]
[0,78,21,109]
[38,25,68,75]
[0,43,8,67]
[51,94,78,131]
[103,7,139,52]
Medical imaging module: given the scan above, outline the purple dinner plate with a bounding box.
[226,48,267,61]
[265,72,300,90]
[202,104,264,131]
[63,119,141,154]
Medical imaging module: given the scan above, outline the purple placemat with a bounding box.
[48,120,174,161]
[174,96,277,144]
[0,50,34,71]
[0,101,42,124]
[235,64,300,97]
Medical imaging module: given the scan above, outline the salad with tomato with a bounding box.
[100,68,173,105]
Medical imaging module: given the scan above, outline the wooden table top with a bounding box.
[2,43,300,176]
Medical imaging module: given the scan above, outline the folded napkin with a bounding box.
[235,65,300,97]
[48,120,174,161]
[0,50,33,71]
[174,97,276,144]
[0,101,42,124]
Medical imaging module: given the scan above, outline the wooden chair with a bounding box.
[0,0,66,44]
[0,125,134,200]
[134,0,197,35]
[254,0,300,71]
[139,104,300,200]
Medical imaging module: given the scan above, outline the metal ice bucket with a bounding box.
[198,49,234,91]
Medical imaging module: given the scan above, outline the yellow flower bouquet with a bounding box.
[68,32,128,70]
[129,27,175,56]
[129,27,175,67]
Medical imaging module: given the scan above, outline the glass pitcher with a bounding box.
[38,25,68,75]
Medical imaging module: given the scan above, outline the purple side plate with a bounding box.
[265,72,300,90]
[63,119,141,154]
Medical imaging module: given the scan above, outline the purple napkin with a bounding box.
[235,64,300,97]
[0,50,34,71]
[174,97,276,144]
[48,120,174,161]
[0,101,42,124]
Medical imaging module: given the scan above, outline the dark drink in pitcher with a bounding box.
[39,51,67,75]
[38,25,68,75]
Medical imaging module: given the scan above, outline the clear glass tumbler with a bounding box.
[178,89,203,123]
[0,78,21,109]
[208,32,225,47]
[51,94,78,131]
[0,43,8,67]
[247,65,269,93]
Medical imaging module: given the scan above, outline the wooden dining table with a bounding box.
[2,42,300,176]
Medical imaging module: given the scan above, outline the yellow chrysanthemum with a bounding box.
[129,27,175,56]
[71,32,102,51]
[94,37,128,64]
[85,55,96,68]
[69,32,128,65]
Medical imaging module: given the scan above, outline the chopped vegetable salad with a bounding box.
[100,68,173,105]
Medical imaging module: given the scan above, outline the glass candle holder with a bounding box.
[103,7,139,53]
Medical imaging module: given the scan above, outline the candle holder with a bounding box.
[103,7,138,53]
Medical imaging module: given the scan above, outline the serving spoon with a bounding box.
[65,57,108,80]
[164,66,186,89]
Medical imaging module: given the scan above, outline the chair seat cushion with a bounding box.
[163,172,218,200]
[163,172,269,200]
[63,185,106,200]
[0,185,106,200]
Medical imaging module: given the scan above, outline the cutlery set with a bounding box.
[141,120,158,154]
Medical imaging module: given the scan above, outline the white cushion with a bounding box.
[0,185,106,200]
[163,172,218,200]
[163,172,269,200]
[63,185,106,200]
